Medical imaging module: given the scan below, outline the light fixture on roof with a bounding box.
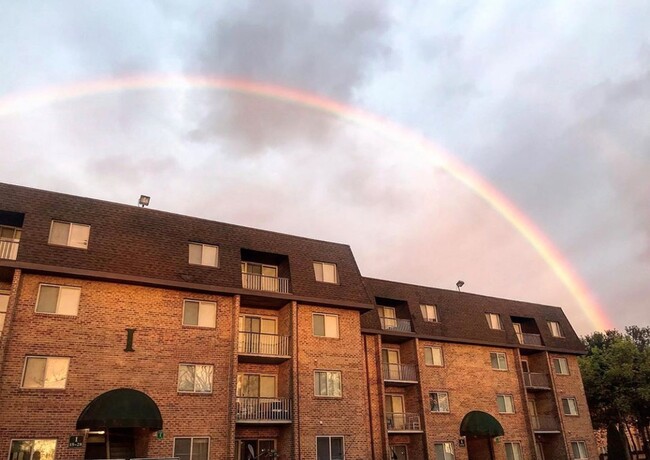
[456,280,465,292]
[138,195,151,208]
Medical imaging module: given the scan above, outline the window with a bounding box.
[378,306,397,329]
[48,221,90,249]
[183,300,216,328]
[505,442,523,460]
[313,313,339,338]
[420,304,438,322]
[237,374,276,398]
[434,442,455,460]
[424,346,444,366]
[548,321,564,338]
[35,284,80,316]
[188,243,218,267]
[429,392,450,412]
[490,352,508,370]
[177,364,213,393]
[238,440,275,460]
[9,440,57,460]
[174,438,209,460]
[316,436,344,460]
[562,397,579,416]
[21,356,70,389]
[314,370,342,397]
[314,262,338,284]
[571,441,588,459]
[0,292,8,336]
[496,395,515,414]
[485,313,503,330]
[553,357,570,375]
[0,225,21,260]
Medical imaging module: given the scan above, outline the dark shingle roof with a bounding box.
[362,277,585,354]
[0,182,372,307]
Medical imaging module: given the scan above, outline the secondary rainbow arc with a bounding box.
[0,74,613,331]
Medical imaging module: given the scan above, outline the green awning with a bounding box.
[460,411,505,437]
[76,388,162,430]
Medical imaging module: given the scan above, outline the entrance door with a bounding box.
[382,349,401,380]
[237,440,276,460]
[390,445,408,460]
[513,323,523,343]
[385,394,405,430]
[466,436,494,460]
[378,306,397,329]
[84,428,136,460]
[534,441,545,460]
[521,359,530,373]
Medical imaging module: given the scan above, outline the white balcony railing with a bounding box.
[523,372,551,389]
[238,332,291,357]
[236,397,292,422]
[530,415,560,432]
[0,239,19,260]
[379,317,412,332]
[386,412,421,431]
[383,363,418,382]
[241,273,290,293]
[516,332,542,346]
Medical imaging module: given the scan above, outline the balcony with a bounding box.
[379,317,412,333]
[238,332,291,363]
[236,397,292,424]
[386,413,422,433]
[516,332,542,346]
[241,272,290,294]
[523,372,551,390]
[382,363,418,385]
[0,238,19,260]
[530,415,561,433]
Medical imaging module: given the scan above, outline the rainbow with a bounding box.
[0,74,613,331]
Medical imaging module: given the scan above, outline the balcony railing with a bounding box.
[383,363,418,382]
[236,397,292,423]
[523,372,551,389]
[516,332,542,346]
[0,239,19,260]
[386,412,422,432]
[530,415,560,432]
[238,332,291,357]
[241,273,290,293]
[379,317,412,333]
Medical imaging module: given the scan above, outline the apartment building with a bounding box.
[0,182,597,460]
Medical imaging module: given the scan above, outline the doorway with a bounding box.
[84,428,146,460]
[466,436,494,460]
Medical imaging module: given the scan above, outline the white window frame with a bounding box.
[312,313,339,338]
[21,356,70,389]
[433,441,455,460]
[504,442,523,460]
[548,321,565,338]
[562,397,579,416]
[553,357,570,375]
[313,261,338,284]
[188,242,219,268]
[429,391,450,413]
[496,394,515,414]
[9,439,58,460]
[485,313,503,330]
[314,370,343,398]
[177,364,214,394]
[490,352,508,371]
[35,284,81,316]
[173,437,210,460]
[420,304,438,322]
[48,220,90,249]
[571,441,588,459]
[182,299,217,328]
[424,346,444,367]
[315,436,345,460]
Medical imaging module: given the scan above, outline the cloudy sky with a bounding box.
[1,1,648,334]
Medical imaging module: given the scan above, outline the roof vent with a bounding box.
[138,195,150,208]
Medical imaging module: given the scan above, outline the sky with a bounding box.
[1,1,649,335]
